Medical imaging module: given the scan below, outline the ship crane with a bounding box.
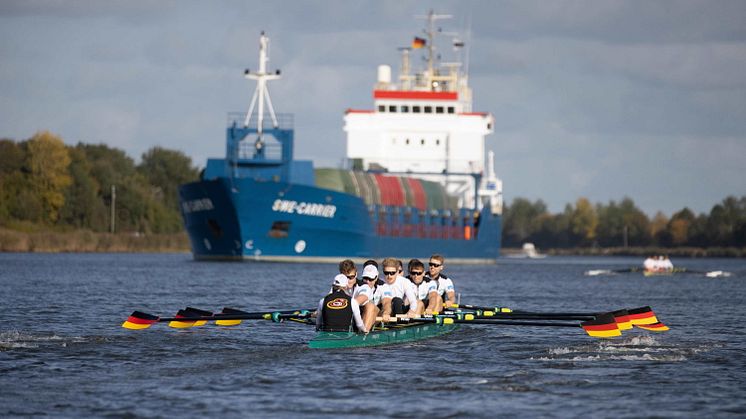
[243,31,281,156]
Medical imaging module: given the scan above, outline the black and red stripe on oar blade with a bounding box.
[635,322,669,332]
[168,309,198,329]
[184,307,213,327]
[122,311,159,330]
[611,309,632,330]
[627,306,659,326]
[215,307,247,326]
[581,313,621,338]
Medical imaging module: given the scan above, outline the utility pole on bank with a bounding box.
[110,185,116,234]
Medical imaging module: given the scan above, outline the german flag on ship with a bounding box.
[412,36,426,49]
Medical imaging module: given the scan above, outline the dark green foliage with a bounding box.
[503,195,746,249]
[1,136,199,233]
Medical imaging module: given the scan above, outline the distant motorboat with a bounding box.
[505,243,547,259]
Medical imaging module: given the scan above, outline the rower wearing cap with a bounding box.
[317,274,367,333]
[379,257,419,322]
[353,264,382,331]
[425,254,456,311]
[406,259,439,315]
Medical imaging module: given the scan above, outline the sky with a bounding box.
[1,0,745,216]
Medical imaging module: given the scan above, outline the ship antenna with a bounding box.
[243,31,281,152]
[415,9,452,90]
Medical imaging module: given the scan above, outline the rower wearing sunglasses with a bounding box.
[406,258,440,316]
[336,259,358,296]
[379,257,419,322]
[425,254,456,311]
[352,264,382,332]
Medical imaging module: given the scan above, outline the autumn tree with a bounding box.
[25,131,72,223]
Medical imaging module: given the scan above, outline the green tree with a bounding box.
[25,131,72,223]
[59,145,108,229]
[568,197,598,246]
[137,147,199,211]
[502,198,548,246]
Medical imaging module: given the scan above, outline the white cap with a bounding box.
[362,265,379,279]
[332,273,348,288]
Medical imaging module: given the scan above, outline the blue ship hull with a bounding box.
[180,176,501,263]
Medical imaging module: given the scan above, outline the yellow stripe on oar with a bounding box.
[636,322,670,332]
[122,321,153,330]
[122,311,159,330]
[215,319,242,326]
[500,308,512,313]
[168,320,196,328]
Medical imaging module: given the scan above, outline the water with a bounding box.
[1,253,745,417]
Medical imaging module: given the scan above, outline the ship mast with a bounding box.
[416,9,452,91]
[243,31,281,153]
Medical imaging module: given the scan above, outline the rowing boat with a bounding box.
[308,321,459,349]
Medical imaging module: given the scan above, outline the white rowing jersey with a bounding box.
[353,284,382,306]
[380,276,418,307]
[413,280,437,301]
[436,276,455,298]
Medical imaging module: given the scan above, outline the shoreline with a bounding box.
[2,228,743,257]
[503,246,745,258]
[0,228,190,253]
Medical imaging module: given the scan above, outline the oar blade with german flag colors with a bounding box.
[215,307,248,327]
[627,306,659,326]
[581,313,622,338]
[168,309,199,329]
[610,309,633,330]
[122,311,160,330]
[635,322,670,332]
[184,307,213,327]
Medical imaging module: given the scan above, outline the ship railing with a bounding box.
[227,112,294,130]
[369,204,481,240]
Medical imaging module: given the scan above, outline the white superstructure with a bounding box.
[344,11,502,213]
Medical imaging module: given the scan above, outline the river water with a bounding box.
[1,253,745,417]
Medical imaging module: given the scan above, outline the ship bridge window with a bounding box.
[413,106,421,113]
[436,139,440,146]
[487,123,492,129]
[406,138,410,145]
[389,105,397,113]
[448,106,455,114]
[420,139,425,145]
[268,221,291,238]
[436,106,444,114]
[424,106,432,113]
[378,105,385,112]
[401,105,409,113]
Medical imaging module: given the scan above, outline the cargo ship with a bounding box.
[179,11,503,263]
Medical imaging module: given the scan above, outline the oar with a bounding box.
[383,313,623,338]
[122,307,313,330]
[450,305,664,331]
[584,267,639,276]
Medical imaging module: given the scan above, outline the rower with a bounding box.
[317,274,367,333]
[643,255,656,272]
[425,254,456,311]
[338,259,358,294]
[379,257,419,322]
[406,258,439,315]
[353,264,382,331]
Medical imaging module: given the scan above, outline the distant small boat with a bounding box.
[505,243,547,259]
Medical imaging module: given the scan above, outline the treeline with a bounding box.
[503,196,746,250]
[0,131,199,234]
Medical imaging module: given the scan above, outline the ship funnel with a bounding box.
[377,65,392,84]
